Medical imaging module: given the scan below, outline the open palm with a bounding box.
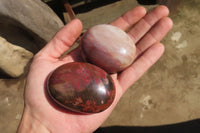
[18,6,173,133]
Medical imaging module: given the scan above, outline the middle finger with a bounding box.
[128,5,169,43]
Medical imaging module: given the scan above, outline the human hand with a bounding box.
[17,5,173,133]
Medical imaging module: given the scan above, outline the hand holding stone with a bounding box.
[18,6,172,133]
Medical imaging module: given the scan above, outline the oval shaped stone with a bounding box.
[47,62,115,114]
[81,24,136,73]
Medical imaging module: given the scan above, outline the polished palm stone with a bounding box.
[47,62,115,114]
[81,24,136,73]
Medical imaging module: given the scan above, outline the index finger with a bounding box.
[110,6,146,31]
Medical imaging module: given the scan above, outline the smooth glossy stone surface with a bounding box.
[81,24,136,73]
[47,62,115,114]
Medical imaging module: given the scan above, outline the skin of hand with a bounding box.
[17,5,173,133]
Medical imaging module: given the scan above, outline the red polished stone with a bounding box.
[81,24,136,73]
[47,62,115,114]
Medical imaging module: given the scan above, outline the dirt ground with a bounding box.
[0,0,200,132]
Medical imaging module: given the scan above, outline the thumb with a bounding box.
[39,19,83,59]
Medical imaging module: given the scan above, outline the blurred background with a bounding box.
[0,0,199,132]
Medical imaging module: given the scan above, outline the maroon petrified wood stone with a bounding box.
[47,62,115,114]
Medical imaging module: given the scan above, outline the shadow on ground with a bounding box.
[95,119,200,133]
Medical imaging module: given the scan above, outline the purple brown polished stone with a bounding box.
[81,24,136,73]
[47,62,115,114]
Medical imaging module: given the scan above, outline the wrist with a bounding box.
[17,107,50,133]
